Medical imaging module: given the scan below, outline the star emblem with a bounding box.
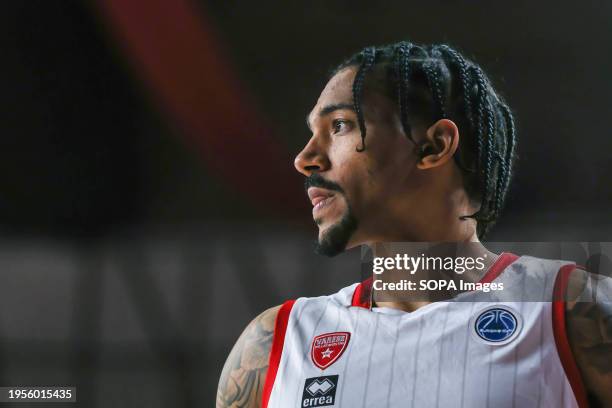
[321,348,334,359]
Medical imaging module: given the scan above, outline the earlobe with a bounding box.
[416,119,459,170]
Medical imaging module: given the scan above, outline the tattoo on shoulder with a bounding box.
[566,269,612,405]
[216,306,280,408]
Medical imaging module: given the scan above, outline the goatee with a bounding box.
[314,206,358,257]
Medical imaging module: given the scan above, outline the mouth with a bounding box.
[308,187,336,215]
[313,195,335,214]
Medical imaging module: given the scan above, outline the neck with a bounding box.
[367,239,498,313]
[354,184,488,312]
[361,180,480,243]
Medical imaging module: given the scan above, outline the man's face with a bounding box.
[295,67,423,256]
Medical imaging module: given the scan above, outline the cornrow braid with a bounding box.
[499,102,517,198]
[493,150,509,219]
[433,44,477,174]
[436,44,474,129]
[422,49,447,119]
[395,42,417,143]
[352,46,377,152]
[331,41,517,237]
[467,65,499,235]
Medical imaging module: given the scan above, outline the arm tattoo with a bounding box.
[566,269,612,406]
[216,306,279,408]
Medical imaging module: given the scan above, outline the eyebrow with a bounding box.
[306,103,355,130]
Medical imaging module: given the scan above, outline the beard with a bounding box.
[305,173,359,257]
[314,203,358,257]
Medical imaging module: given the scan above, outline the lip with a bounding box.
[307,187,334,207]
[312,195,335,214]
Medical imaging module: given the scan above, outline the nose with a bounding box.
[294,136,330,176]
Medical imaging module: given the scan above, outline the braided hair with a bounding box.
[333,42,516,237]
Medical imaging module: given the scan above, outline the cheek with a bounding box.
[336,157,394,222]
[329,142,370,205]
[328,131,415,213]
[365,135,416,192]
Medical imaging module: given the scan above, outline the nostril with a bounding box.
[305,165,320,172]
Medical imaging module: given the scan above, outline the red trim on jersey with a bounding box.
[262,299,295,408]
[351,277,373,308]
[552,265,589,408]
[479,252,519,283]
[351,252,518,309]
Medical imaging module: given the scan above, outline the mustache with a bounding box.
[304,173,345,195]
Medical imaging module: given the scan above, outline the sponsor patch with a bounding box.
[311,332,350,370]
[471,305,522,345]
[302,375,338,407]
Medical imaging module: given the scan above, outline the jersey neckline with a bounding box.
[351,251,520,309]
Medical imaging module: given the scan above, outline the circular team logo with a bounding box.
[471,306,522,345]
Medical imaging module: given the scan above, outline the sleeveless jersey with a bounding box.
[262,253,589,408]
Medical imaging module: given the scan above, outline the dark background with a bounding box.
[0,1,610,406]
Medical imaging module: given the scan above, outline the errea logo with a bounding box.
[302,375,338,407]
[306,378,334,395]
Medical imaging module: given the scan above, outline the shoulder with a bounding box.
[563,267,612,406]
[216,305,281,408]
[564,265,611,302]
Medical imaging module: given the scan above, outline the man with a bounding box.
[216,42,611,407]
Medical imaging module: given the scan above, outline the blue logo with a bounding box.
[474,307,520,343]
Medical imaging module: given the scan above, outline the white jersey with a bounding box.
[262,253,589,408]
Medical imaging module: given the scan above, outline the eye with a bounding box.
[332,119,351,135]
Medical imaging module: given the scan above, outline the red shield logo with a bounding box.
[311,331,351,370]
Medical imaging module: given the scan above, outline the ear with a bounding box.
[416,119,460,170]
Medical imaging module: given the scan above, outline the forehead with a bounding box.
[308,68,357,119]
[317,67,356,105]
[308,66,399,128]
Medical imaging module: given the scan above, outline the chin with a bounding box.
[316,221,334,240]
[313,210,358,257]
